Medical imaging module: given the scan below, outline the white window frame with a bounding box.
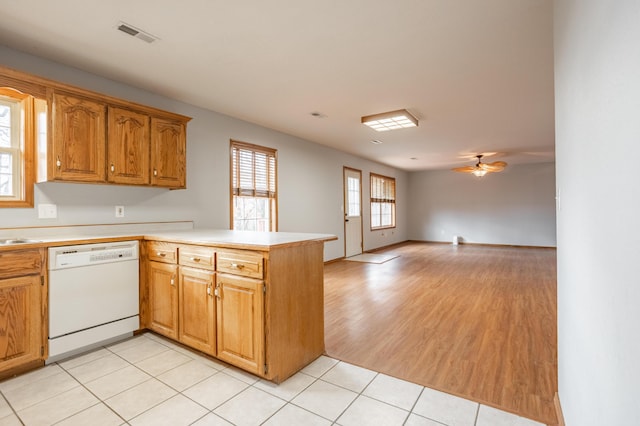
[0,87,39,208]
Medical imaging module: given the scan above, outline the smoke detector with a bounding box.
[117,22,157,44]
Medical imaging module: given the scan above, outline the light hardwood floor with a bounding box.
[324,242,557,425]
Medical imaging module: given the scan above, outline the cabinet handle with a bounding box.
[110,163,115,173]
[230,263,245,270]
[157,252,166,257]
[153,169,158,176]
[190,257,201,262]
[170,275,176,286]
[214,284,220,298]
[56,156,61,168]
[207,285,213,297]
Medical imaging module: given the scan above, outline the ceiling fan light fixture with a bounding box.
[361,109,418,132]
[451,154,507,177]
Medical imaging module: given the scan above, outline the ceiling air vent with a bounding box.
[117,22,157,44]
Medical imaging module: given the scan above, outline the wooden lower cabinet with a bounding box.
[216,273,264,375]
[142,239,326,383]
[0,249,46,378]
[148,261,179,339]
[179,267,215,355]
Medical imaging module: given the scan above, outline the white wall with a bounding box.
[0,46,408,260]
[408,162,556,247]
[554,0,640,425]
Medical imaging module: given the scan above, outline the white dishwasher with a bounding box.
[48,240,140,362]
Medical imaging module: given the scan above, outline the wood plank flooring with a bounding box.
[324,242,557,425]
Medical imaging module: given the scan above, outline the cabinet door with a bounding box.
[51,91,106,182]
[179,267,215,355]
[150,117,186,188]
[0,275,42,372]
[107,106,150,185]
[148,261,179,339]
[216,274,264,375]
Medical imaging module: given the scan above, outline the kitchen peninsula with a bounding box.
[0,226,336,384]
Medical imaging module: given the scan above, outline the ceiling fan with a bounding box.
[452,155,507,177]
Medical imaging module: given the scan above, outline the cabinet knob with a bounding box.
[190,257,201,262]
[230,263,245,270]
[56,156,61,168]
[153,169,158,176]
[157,252,166,257]
[110,163,115,173]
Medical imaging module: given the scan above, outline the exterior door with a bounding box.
[344,167,363,257]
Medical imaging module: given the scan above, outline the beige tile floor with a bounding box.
[0,333,545,426]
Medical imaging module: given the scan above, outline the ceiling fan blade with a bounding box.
[479,161,507,172]
[451,166,476,173]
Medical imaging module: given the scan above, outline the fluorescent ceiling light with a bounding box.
[361,109,418,132]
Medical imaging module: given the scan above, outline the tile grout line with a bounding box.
[101,336,220,424]
[56,351,132,425]
[50,335,201,425]
[251,368,334,425]
[0,390,22,425]
[2,333,541,426]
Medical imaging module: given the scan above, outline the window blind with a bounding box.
[231,142,277,198]
[370,173,396,229]
[370,174,395,204]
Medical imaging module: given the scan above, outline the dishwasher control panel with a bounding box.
[49,241,139,270]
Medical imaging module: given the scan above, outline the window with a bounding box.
[370,173,396,229]
[0,88,42,208]
[230,140,277,231]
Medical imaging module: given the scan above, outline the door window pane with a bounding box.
[347,176,360,216]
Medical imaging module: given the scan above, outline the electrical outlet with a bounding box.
[115,206,125,218]
[38,204,57,219]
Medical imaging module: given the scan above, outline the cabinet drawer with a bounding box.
[0,249,43,279]
[147,241,178,264]
[179,245,215,270]
[217,249,264,279]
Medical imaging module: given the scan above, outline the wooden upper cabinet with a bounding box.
[107,107,150,185]
[4,66,191,188]
[50,91,106,182]
[151,118,186,189]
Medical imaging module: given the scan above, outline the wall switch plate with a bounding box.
[115,206,125,217]
[38,204,57,219]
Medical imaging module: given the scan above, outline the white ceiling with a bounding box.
[0,0,555,171]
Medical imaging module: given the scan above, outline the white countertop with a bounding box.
[145,229,337,249]
[0,222,336,251]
